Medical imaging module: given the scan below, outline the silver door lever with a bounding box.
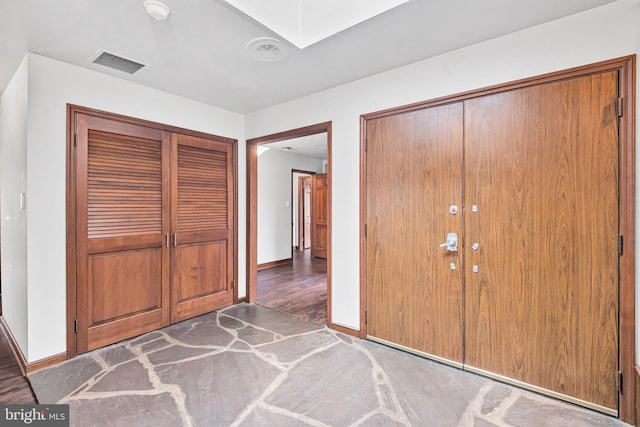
[440,233,458,252]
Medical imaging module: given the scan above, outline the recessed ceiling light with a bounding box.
[143,0,170,20]
[246,37,289,63]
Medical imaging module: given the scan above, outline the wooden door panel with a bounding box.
[76,115,170,353]
[366,103,464,363]
[464,72,619,411]
[170,134,234,323]
[88,249,162,324]
[314,225,327,253]
[173,242,228,316]
[311,174,328,259]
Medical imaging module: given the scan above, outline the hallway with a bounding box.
[257,249,327,325]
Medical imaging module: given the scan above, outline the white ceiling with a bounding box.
[264,133,328,160]
[0,0,618,114]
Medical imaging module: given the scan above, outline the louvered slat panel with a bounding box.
[177,144,228,232]
[88,130,162,239]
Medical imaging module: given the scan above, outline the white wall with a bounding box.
[0,55,29,355]
[257,150,323,264]
[17,53,245,362]
[245,0,640,331]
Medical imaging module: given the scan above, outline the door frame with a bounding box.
[246,122,333,325]
[66,104,239,359]
[359,56,636,422]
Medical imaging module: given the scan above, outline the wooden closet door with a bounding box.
[464,72,619,412]
[366,103,464,364]
[76,114,170,352]
[170,134,234,322]
[311,174,328,259]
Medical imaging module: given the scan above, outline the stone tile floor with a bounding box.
[29,304,629,427]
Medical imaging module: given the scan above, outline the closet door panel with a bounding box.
[89,249,162,324]
[464,72,619,412]
[170,134,234,322]
[76,115,170,352]
[176,242,227,299]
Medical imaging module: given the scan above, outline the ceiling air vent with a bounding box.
[246,37,289,63]
[92,51,146,74]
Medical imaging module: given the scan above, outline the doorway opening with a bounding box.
[247,122,332,326]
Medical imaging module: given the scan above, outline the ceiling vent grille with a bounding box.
[246,37,289,62]
[92,51,146,74]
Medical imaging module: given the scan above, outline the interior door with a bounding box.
[76,114,170,352]
[366,103,464,364]
[170,134,235,322]
[303,177,312,249]
[464,72,619,412]
[311,174,328,259]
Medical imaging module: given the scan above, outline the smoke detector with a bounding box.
[246,37,289,63]
[143,0,170,20]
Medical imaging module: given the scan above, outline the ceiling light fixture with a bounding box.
[143,0,171,20]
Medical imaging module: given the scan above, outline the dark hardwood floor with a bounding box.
[257,249,327,325]
[0,321,37,404]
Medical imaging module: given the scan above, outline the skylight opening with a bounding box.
[223,0,410,49]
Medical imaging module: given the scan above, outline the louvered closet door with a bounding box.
[76,114,170,352]
[170,134,234,322]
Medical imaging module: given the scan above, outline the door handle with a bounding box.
[440,232,458,252]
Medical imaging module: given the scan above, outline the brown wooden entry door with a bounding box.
[463,71,619,412]
[170,134,235,322]
[366,103,464,364]
[311,173,328,259]
[76,115,170,352]
[365,71,620,413]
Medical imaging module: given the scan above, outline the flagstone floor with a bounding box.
[29,304,629,427]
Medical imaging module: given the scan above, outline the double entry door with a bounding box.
[366,71,619,413]
[74,112,235,353]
